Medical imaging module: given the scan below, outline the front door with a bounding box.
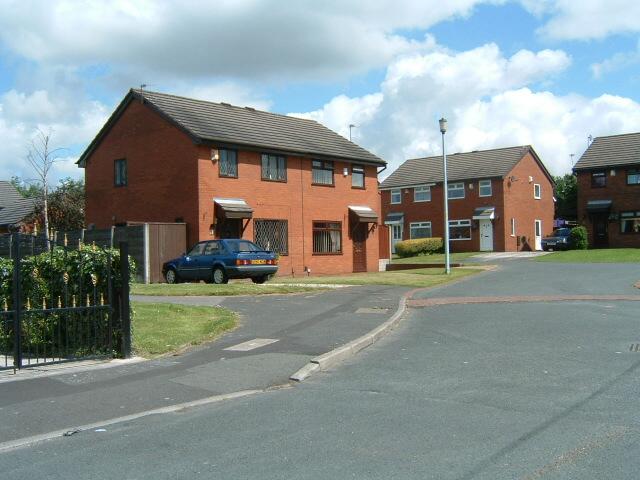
[353,223,368,273]
[534,220,542,251]
[592,214,609,248]
[391,224,403,254]
[479,219,493,251]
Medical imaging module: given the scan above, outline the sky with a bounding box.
[1,0,639,185]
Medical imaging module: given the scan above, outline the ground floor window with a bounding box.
[313,221,342,254]
[410,221,432,239]
[254,219,288,255]
[449,219,471,240]
[620,211,640,233]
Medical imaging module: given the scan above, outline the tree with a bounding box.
[10,176,42,198]
[26,129,65,242]
[554,174,577,220]
[47,178,85,231]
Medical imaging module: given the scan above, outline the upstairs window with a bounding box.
[448,182,465,199]
[312,160,334,185]
[352,165,365,188]
[479,179,492,197]
[261,154,287,182]
[591,171,606,188]
[219,149,238,178]
[534,183,541,199]
[414,185,431,202]
[390,189,401,204]
[114,159,127,187]
[627,169,640,185]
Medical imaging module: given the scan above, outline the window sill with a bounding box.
[311,183,335,187]
[479,194,492,198]
[450,238,471,241]
[261,178,287,183]
[351,186,366,190]
[219,174,238,179]
[413,199,431,203]
[312,252,343,256]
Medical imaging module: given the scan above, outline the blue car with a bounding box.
[163,239,278,284]
[541,228,572,251]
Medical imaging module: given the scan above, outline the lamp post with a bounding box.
[439,117,451,275]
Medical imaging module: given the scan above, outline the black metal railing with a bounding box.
[0,233,131,372]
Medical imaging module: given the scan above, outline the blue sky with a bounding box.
[0,0,639,184]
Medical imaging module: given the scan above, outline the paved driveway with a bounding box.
[3,260,640,479]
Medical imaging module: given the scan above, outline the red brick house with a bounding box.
[379,146,554,257]
[78,89,385,276]
[574,132,640,248]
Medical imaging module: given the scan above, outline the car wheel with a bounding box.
[251,275,269,284]
[165,268,179,284]
[212,267,228,285]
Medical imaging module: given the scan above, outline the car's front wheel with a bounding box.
[251,275,270,284]
[165,268,179,284]
[212,267,229,285]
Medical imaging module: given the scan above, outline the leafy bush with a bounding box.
[570,226,588,250]
[395,237,444,258]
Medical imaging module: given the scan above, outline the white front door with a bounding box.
[391,224,403,253]
[479,219,493,251]
[534,220,542,250]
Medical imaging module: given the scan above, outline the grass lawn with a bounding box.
[132,302,237,357]
[276,267,480,288]
[131,282,323,296]
[391,252,480,264]
[535,248,640,263]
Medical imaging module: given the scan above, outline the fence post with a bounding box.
[119,241,132,358]
[11,234,22,371]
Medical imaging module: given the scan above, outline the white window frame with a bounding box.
[409,221,432,239]
[510,218,516,237]
[390,189,402,204]
[413,185,431,202]
[448,219,472,240]
[479,179,492,197]
[534,183,541,199]
[447,182,465,199]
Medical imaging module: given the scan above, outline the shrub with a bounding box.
[570,226,588,250]
[395,237,444,258]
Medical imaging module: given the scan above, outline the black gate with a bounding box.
[0,233,131,372]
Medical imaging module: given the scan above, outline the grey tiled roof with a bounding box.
[574,132,640,171]
[79,89,385,166]
[380,145,538,189]
[0,181,37,227]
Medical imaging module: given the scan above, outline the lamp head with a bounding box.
[439,117,447,134]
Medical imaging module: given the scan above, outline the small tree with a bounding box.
[570,226,588,250]
[554,174,577,220]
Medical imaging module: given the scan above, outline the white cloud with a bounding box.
[591,39,640,79]
[296,42,640,177]
[521,0,640,40]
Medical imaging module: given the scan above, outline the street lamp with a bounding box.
[439,117,451,275]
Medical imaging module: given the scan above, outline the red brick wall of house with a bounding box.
[196,146,381,275]
[84,100,381,277]
[84,101,201,244]
[576,168,640,248]
[502,152,555,251]
[379,151,555,256]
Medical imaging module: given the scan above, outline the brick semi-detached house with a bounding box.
[574,132,640,248]
[78,89,386,276]
[379,146,554,257]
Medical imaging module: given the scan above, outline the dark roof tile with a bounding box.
[574,132,640,170]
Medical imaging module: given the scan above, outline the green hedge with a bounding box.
[570,226,588,250]
[395,237,444,258]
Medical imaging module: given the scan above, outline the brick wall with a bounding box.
[577,168,640,248]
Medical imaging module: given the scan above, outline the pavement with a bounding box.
[0,284,408,445]
[2,258,640,479]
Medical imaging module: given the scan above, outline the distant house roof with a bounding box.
[0,181,37,228]
[78,89,385,167]
[573,132,640,171]
[380,145,551,189]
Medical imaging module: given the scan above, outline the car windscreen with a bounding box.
[552,228,571,237]
[225,240,262,252]
[187,243,205,256]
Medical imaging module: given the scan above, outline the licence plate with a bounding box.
[547,242,556,246]
[252,259,266,265]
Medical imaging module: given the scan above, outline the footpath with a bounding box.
[0,284,408,448]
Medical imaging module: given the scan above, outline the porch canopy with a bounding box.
[214,198,253,219]
[472,206,495,220]
[384,212,404,224]
[348,205,378,223]
[586,200,612,213]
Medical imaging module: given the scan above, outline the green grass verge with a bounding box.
[391,252,480,264]
[131,282,322,296]
[276,267,480,288]
[132,302,237,357]
[535,248,640,263]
